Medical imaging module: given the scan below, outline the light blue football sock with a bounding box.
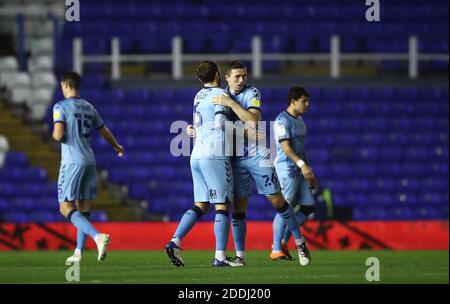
[276,202,302,241]
[272,213,285,251]
[76,211,90,251]
[231,213,246,253]
[173,206,203,240]
[214,210,230,252]
[69,210,98,240]
[283,211,306,243]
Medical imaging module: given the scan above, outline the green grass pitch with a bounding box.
[0,250,447,284]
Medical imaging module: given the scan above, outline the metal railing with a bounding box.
[73,35,449,80]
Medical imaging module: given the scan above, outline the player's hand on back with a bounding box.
[114,144,125,157]
[186,125,196,138]
[212,93,233,107]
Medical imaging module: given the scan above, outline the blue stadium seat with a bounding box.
[79,87,448,220]
[1,212,31,223]
[0,199,10,212]
[46,0,450,221]
[4,152,28,168]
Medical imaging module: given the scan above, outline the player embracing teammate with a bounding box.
[165,61,313,267]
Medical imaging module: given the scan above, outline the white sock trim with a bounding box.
[215,251,226,261]
[294,236,305,246]
[171,237,181,247]
[236,251,245,259]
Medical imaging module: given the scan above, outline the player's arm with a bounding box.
[214,104,229,129]
[52,122,65,142]
[52,104,66,142]
[97,125,124,157]
[214,104,244,147]
[275,119,316,188]
[213,93,260,123]
[279,140,316,188]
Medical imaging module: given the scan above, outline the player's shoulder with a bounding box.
[275,111,290,123]
[243,84,260,97]
[81,98,96,110]
[195,87,224,99]
[275,111,284,121]
[53,99,67,110]
[242,85,261,109]
[194,88,203,99]
[211,87,226,95]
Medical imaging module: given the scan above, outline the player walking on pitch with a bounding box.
[52,71,124,263]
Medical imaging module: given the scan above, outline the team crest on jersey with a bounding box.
[209,189,217,200]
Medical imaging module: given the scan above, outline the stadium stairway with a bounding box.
[0,101,138,220]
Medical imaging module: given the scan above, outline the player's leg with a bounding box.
[165,158,210,267]
[66,199,91,263]
[267,193,298,261]
[230,158,251,264]
[266,192,311,266]
[282,178,316,245]
[280,206,313,265]
[245,156,292,260]
[176,158,211,244]
[282,205,314,244]
[280,206,298,257]
[271,213,292,260]
[202,159,240,267]
[231,197,248,265]
[271,166,304,259]
[76,200,91,253]
[265,193,299,241]
[171,202,210,247]
[83,165,110,261]
[59,164,109,262]
[60,164,86,263]
[272,173,299,260]
[213,202,232,265]
[166,201,209,267]
[59,201,102,246]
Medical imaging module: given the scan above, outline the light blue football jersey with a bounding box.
[273,110,307,170]
[225,84,266,158]
[53,97,104,165]
[226,84,262,121]
[191,87,231,159]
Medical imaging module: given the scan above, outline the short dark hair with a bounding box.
[61,71,81,90]
[226,60,247,75]
[288,86,309,105]
[196,60,219,83]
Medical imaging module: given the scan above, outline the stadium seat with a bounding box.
[47,79,448,221]
[6,0,448,222]
[31,72,57,89]
[0,135,9,168]
[0,56,19,72]
[28,55,54,73]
